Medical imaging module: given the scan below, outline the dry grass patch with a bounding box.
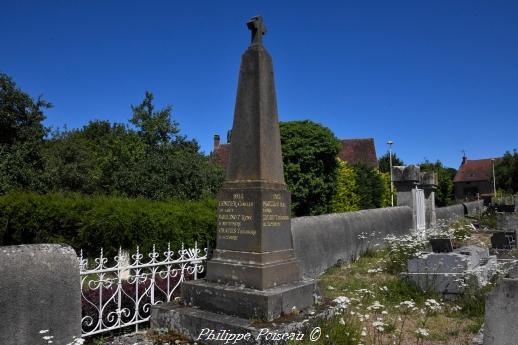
[289,250,486,345]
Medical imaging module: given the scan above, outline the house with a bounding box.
[338,138,378,169]
[211,134,378,171]
[453,156,501,201]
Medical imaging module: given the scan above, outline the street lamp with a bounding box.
[491,158,497,199]
[388,140,394,207]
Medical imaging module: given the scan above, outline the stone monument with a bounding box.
[151,16,315,340]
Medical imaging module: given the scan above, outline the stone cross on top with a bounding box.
[247,16,267,45]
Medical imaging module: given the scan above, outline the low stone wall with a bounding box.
[0,244,81,345]
[463,200,484,215]
[436,204,465,221]
[436,200,483,221]
[291,206,413,278]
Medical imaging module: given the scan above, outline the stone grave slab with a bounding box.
[403,245,496,294]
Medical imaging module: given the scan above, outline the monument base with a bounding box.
[179,279,315,321]
[207,249,302,290]
[150,297,321,345]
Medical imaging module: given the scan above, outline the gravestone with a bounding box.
[492,211,518,250]
[402,245,497,294]
[496,212,518,232]
[430,238,453,253]
[0,244,81,345]
[392,165,422,231]
[490,231,516,250]
[483,262,518,345]
[151,16,315,341]
[419,171,437,228]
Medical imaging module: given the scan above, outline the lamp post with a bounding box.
[491,158,497,199]
[388,140,394,206]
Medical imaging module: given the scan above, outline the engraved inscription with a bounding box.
[217,193,255,241]
[262,193,289,227]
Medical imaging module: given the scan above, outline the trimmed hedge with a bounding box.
[0,191,217,257]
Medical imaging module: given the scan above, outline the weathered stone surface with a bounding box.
[392,165,423,231]
[207,248,301,290]
[404,246,496,294]
[483,274,518,345]
[182,279,315,321]
[435,200,483,222]
[419,171,437,186]
[206,16,302,291]
[463,200,484,215]
[291,206,413,278]
[151,303,323,345]
[419,171,437,228]
[392,165,420,183]
[0,244,81,345]
[497,212,518,232]
[208,187,302,289]
[410,246,489,272]
[152,16,313,334]
[436,204,465,221]
[225,43,284,184]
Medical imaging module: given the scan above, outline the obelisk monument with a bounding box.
[205,15,303,291]
[151,16,314,337]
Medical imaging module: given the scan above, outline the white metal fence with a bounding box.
[79,243,207,337]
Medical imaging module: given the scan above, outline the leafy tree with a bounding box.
[41,92,224,200]
[379,171,393,207]
[0,73,51,193]
[331,159,360,212]
[280,120,340,216]
[378,151,404,173]
[352,163,385,209]
[420,160,455,207]
[496,150,518,194]
[42,121,145,194]
[0,73,50,145]
[130,91,180,147]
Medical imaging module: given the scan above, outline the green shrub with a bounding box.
[0,191,217,257]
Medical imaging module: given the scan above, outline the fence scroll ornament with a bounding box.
[79,243,207,337]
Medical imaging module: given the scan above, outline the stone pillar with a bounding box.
[392,165,420,230]
[419,171,437,228]
[0,244,81,345]
[483,266,518,345]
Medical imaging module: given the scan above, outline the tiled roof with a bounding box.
[453,158,501,183]
[338,138,378,168]
[212,137,379,170]
[211,143,230,169]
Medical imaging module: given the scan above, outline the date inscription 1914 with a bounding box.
[217,192,289,241]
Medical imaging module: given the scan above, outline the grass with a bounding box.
[288,249,487,345]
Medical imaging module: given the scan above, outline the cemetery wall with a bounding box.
[436,200,483,221]
[435,204,465,221]
[0,244,81,345]
[463,200,484,215]
[291,206,413,278]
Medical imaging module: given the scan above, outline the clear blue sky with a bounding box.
[2,1,517,168]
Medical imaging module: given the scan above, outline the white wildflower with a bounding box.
[367,301,384,311]
[372,320,386,332]
[415,328,429,337]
